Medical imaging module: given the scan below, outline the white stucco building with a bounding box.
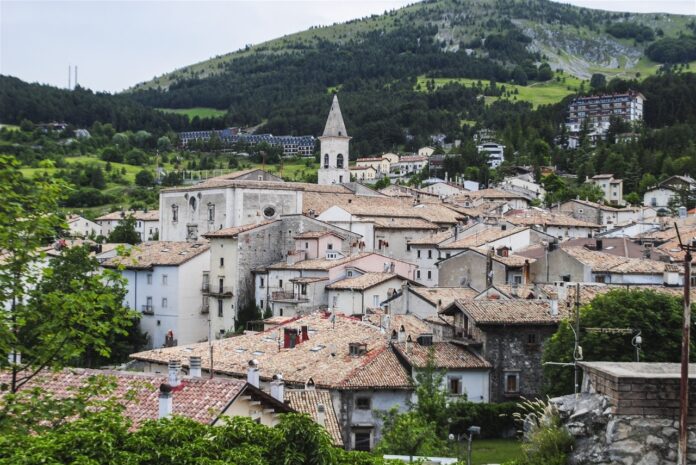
[102,241,211,348]
[476,142,505,168]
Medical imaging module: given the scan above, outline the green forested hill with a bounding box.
[124,0,695,153]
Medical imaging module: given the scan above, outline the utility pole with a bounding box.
[574,282,581,395]
[675,223,693,465]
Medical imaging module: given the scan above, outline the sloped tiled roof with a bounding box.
[0,368,248,429]
[101,241,209,269]
[203,220,278,238]
[285,389,343,446]
[326,272,401,290]
[563,247,666,274]
[504,210,600,229]
[266,252,370,271]
[447,299,565,325]
[340,346,411,389]
[408,229,455,246]
[392,342,491,369]
[440,226,528,249]
[410,287,478,307]
[96,210,159,222]
[131,313,409,390]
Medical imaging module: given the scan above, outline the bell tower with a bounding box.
[318,95,351,185]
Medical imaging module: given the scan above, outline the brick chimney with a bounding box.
[158,383,173,418]
[247,359,260,388]
[270,374,284,402]
[189,356,202,378]
[168,359,181,387]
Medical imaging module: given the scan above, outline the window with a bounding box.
[172,205,178,222]
[427,271,432,280]
[513,275,522,284]
[263,206,276,219]
[339,175,343,183]
[220,257,224,267]
[279,279,283,288]
[305,242,309,249]
[428,250,432,259]
[208,203,215,222]
[336,154,344,169]
[327,243,333,250]
[218,278,224,293]
[162,275,168,285]
[146,273,153,284]
[217,299,223,317]
[260,277,265,288]
[594,275,607,283]
[504,373,520,394]
[528,334,537,344]
[301,284,307,296]
[189,197,197,212]
[416,270,421,279]
[146,296,153,308]
[279,308,283,316]
[323,154,329,168]
[161,298,168,308]
[373,295,379,307]
[260,299,264,309]
[446,253,451,259]
[449,377,461,395]
[354,431,371,451]
[407,244,411,251]
[356,398,371,410]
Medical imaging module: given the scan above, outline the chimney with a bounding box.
[397,325,406,343]
[596,239,603,251]
[247,359,260,388]
[189,356,202,378]
[158,383,173,418]
[270,374,284,402]
[168,359,181,387]
[550,299,559,316]
[317,403,326,427]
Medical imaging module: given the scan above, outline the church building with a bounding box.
[318,95,351,185]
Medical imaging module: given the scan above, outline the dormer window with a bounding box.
[349,342,367,356]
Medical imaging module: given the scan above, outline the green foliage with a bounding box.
[646,36,696,63]
[236,301,262,332]
[606,22,654,42]
[375,409,444,458]
[507,399,574,465]
[541,174,605,206]
[542,289,696,397]
[135,168,155,187]
[449,402,522,439]
[589,73,606,90]
[108,215,142,244]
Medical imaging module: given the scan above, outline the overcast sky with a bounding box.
[1,0,694,93]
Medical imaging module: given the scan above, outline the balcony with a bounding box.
[142,305,154,315]
[201,282,210,292]
[271,291,309,303]
[204,286,234,297]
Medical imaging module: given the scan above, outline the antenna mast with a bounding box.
[68,65,71,90]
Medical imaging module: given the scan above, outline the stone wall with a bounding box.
[553,393,696,465]
[582,363,696,421]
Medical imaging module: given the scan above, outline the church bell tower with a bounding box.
[318,95,351,185]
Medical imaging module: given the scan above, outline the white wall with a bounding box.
[328,276,404,315]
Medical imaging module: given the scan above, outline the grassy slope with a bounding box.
[157,107,227,119]
[416,71,585,108]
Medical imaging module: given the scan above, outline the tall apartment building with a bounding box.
[565,90,645,137]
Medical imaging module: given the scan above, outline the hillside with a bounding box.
[131,0,693,92]
[123,0,695,155]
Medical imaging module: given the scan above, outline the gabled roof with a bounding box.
[293,230,344,240]
[266,252,371,271]
[563,246,667,274]
[321,95,349,138]
[339,346,411,390]
[326,272,402,291]
[442,299,565,325]
[440,226,528,249]
[504,210,601,229]
[392,341,491,370]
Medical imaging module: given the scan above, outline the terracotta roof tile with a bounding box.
[441,226,528,249]
[96,210,159,222]
[285,389,343,446]
[393,342,491,369]
[410,287,478,307]
[563,246,667,274]
[326,272,401,290]
[504,210,600,228]
[339,346,411,389]
[448,299,566,325]
[203,220,278,238]
[102,241,209,269]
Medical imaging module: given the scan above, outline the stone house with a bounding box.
[643,175,696,209]
[440,299,564,402]
[437,247,534,290]
[504,209,601,239]
[326,272,409,315]
[559,199,656,230]
[355,156,390,174]
[65,214,101,238]
[350,165,377,181]
[102,241,211,348]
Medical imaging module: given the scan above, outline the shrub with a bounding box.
[449,401,522,439]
